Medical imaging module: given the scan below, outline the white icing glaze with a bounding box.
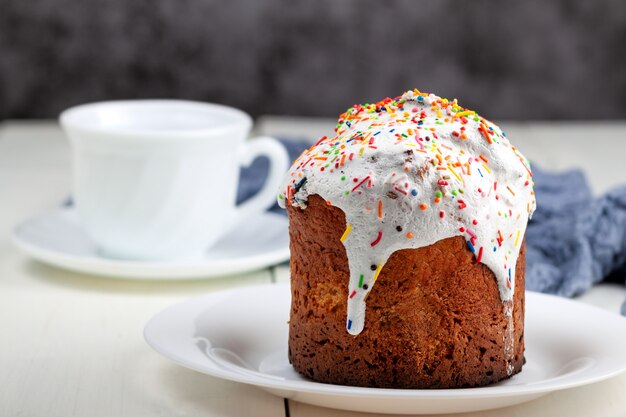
[279,89,536,337]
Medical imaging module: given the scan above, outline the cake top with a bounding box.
[278,88,536,335]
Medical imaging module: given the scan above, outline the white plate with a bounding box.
[144,283,626,415]
[12,208,289,280]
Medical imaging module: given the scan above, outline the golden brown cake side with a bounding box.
[287,195,525,389]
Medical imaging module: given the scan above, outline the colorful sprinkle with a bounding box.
[351,175,370,192]
[507,186,516,196]
[370,231,383,247]
[448,165,463,182]
[373,264,383,281]
[340,224,353,242]
[479,124,493,144]
[454,110,475,119]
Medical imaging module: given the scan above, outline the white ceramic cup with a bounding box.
[60,100,289,260]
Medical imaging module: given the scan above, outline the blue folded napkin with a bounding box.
[527,165,626,313]
[239,139,626,312]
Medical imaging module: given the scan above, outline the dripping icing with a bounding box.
[279,89,536,336]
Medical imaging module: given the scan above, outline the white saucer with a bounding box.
[144,283,626,415]
[12,208,289,280]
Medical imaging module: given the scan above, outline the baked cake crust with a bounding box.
[288,195,525,389]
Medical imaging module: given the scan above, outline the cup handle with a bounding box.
[232,136,290,226]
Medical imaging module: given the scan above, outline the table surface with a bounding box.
[1,118,626,417]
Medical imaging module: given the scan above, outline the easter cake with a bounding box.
[278,89,535,388]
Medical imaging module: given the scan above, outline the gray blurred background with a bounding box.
[1,0,625,121]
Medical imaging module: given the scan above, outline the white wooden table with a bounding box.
[1,118,626,417]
